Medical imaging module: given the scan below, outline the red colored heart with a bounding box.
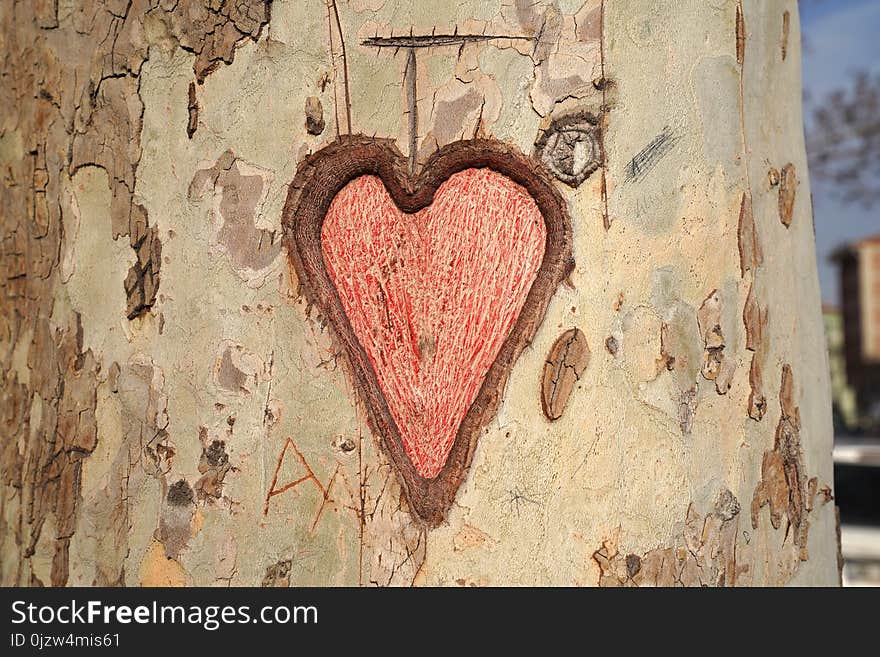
[321,168,546,479]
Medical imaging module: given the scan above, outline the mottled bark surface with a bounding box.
[1,0,838,586]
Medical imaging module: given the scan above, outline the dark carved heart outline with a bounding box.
[282,136,572,526]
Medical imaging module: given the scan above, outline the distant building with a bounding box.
[831,234,880,421]
[823,305,858,429]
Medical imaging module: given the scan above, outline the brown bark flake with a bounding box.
[698,290,735,395]
[305,96,325,136]
[751,365,813,561]
[187,82,199,139]
[262,559,293,587]
[737,192,763,277]
[778,163,796,228]
[541,328,590,421]
[743,282,769,421]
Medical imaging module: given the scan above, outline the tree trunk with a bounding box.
[0,0,839,587]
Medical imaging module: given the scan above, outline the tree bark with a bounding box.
[0,0,839,586]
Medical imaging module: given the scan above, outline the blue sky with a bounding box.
[800,0,880,304]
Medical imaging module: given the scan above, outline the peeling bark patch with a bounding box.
[3,2,270,329]
[160,480,195,560]
[216,165,278,271]
[167,479,195,507]
[204,439,229,468]
[217,349,248,393]
[140,539,188,586]
[605,335,618,356]
[698,290,736,395]
[748,366,768,421]
[453,524,494,552]
[1,308,99,585]
[172,1,273,84]
[64,1,268,322]
[622,126,681,184]
[778,163,796,228]
[305,96,325,136]
[79,356,171,586]
[716,488,742,521]
[656,299,704,404]
[625,554,641,578]
[751,365,812,561]
[429,90,483,153]
[187,82,199,139]
[678,387,698,435]
[594,488,741,587]
[262,559,292,587]
[744,283,769,421]
[511,0,603,117]
[737,192,762,277]
[124,218,162,319]
[214,342,262,396]
[542,328,590,420]
[333,436,357,453]
[534,113,601,188]
[743,282,765,353]
[196,439,232,503]
[806,476,818,512]
[190,152,281,282]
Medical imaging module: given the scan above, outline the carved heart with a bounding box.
[283,137,570,525]
[323,169,546,478]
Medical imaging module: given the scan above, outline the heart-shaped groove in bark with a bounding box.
[282,136,572,526]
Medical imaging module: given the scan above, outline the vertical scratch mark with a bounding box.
[405,48,418,174]
[599,0,610,231]
[260,349,275,509]
[472,96,485,140]
[781,10,790,61]
[736,1,750,194]
[330,0,352,134]
[736,4,746,66]
[356,395,366,587]
[326,2,340,139]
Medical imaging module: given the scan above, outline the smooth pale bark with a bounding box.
[0,0,838,586]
